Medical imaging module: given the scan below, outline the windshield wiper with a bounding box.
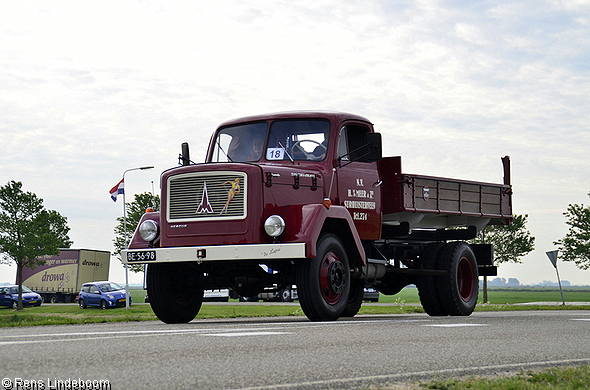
[270,131,294,162]
[216,139,233,162]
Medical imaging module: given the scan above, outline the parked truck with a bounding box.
[21,249,110,303]
[123,111,512,323]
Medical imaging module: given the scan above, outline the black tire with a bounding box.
[341,281,363,317]
[49,294,58,304]
[436,242,479,316]
[79,299,86,309]
[11,300,18,310]
[416,243,447,316]
[296,234,350,321]
[100,300,108,310]
[147,262,204,324]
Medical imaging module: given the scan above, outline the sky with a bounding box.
[1,0,589,287]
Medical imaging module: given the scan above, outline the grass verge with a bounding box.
[418,365,590,389]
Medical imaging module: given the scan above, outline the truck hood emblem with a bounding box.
[196,182,214,214]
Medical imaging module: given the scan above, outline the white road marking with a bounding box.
[204,331,292,337]
[0,327,294,345]
[424,324,488,328]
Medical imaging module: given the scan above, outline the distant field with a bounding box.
[127,286,590,305]
[378,286,590,304]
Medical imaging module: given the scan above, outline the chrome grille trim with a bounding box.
[167,171,247,222]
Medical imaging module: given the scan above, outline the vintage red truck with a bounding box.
[122,111,512,323]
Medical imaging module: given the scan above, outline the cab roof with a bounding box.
[217,111,373,128]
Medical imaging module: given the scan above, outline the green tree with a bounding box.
[0,181,72,310]
[480,214,536,264]
[554,193,590,270]
[113,192,160,273]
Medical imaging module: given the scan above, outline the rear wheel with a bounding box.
[296,234,350,321]
[79,299,86,309]
[147,262,204,324]
[436,242,479,316]
[416,243,447,316]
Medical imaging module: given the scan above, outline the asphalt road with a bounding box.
[2,310,590,390]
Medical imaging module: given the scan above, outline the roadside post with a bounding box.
[546,250,565,305]
[121,166,154,309]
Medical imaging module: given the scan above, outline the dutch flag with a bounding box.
[109,179,124,202]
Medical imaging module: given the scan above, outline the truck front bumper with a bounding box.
[122,243,307,264]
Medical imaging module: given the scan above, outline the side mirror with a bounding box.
[364,132,382,162]
[180,142,191,166]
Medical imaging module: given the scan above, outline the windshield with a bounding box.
[98,283,124,292]
[211,122,268,162]
[10,286,32,294]
[210,119,330,162]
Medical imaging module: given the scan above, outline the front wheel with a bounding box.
[100,300,108,310]
[296,234,350,321]
[436,242,479,316]
[147,262,204,324]
[341,281,363,317]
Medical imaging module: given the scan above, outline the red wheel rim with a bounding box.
[457,256,475,302]
[319,251,345,305]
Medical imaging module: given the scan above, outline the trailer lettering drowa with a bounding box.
[122,112,512,323]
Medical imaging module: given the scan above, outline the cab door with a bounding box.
[335,124,382,240]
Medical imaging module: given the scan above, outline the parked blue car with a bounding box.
[78,281,131,309]
[0,285,42,309]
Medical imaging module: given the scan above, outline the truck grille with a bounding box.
[167,172,247,221]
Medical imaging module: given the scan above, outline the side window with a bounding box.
[89,285,99,294]
[337,127,348,161]
[82,285,90,293]
[337,124,371,162]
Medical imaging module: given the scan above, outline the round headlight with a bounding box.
[264,215,285,237]
[139,219,159,242]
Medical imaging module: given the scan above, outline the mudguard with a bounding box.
[295,204,366,265]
